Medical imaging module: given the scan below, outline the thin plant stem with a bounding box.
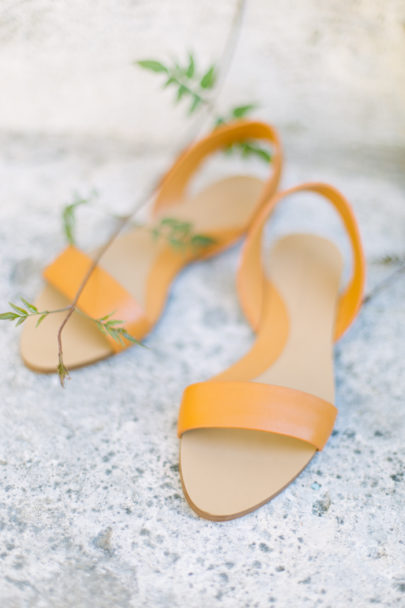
[30,306,71,317]
[363,262,405,305]
[55,0,247,385]
[181,0,246,141]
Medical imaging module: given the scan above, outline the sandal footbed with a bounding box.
[180,234,343,520]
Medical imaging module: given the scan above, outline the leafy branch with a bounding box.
[0,298,141,386]
[93,313,141,347]
[137,53,217,115]
[0,299,66,327]
[137,56,270,164]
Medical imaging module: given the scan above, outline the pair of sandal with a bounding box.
[20,120,365,521]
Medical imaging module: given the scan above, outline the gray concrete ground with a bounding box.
[0,132,404,608]
[1,1,405,607]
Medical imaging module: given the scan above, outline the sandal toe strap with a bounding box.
[178,381,337,451]
[43,245,149,352]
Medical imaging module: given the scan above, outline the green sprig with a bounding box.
[57,356,70,387]
[0,299,142,348]
[62,190,98,246]
[137,53,217,115]
[136,54,271,164]
[152,217,216,253]
[215,105,272,163]
[0,299,55,327]
[94,313,142,347]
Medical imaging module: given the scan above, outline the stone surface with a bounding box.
[0,2,405,607]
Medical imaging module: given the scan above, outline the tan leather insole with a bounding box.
[20,176,265,371]
[180,234,343,520]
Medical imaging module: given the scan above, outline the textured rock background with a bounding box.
[0,2,404,607]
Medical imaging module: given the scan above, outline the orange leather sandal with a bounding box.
[178,183,365,520]
[20,120,282,372]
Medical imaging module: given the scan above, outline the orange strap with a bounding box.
[43,246,150,352]
[178,381,337,450]
[152,120,283,226]
[237,182,366,340]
